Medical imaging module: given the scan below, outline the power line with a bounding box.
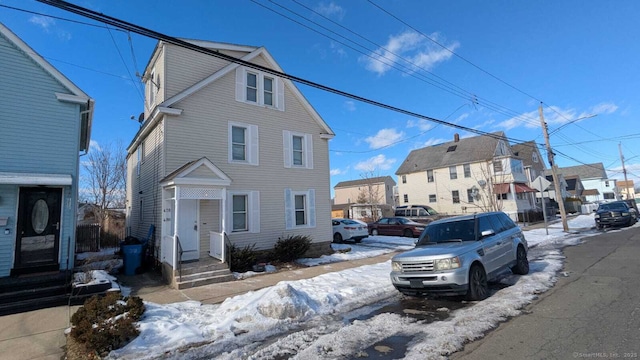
[37,0,538,148]
[0,3,126,32]
[105,26,144,102]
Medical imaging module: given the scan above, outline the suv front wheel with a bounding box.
[466,264,489,301]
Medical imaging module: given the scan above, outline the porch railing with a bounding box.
[176,235,183,282]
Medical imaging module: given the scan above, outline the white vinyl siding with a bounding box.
[283,130,313,169]
[284,188,316,229]
[228,121,259,165]
[235,66,284,110]
[227,191,260,233]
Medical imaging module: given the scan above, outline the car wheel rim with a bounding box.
[471,267,488,298]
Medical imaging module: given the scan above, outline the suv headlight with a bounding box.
[434,257,461,271]
[594,214,600,219]
[622,212,630,216]
[391,261,402,272]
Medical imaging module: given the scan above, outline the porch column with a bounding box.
[221,188,227,235]
[173,187,180,268]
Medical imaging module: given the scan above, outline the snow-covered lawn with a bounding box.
[101,214,636,359]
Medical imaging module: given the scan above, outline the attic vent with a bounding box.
[447,145,457,152]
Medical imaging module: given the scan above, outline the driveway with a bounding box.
[450,226,640,359]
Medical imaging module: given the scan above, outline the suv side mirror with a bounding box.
[480,229,495,238]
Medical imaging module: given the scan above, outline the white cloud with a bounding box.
[29,15,71,41]
[423,137,447,147]
[590,102,618,115]
[365,128,404,149]
[361,30,459,76]
[406,119,433,132]
[89,140,101,152]
[344,101,356,112]
[330,168,344,176]
[354,154,396,172]
[496,102,616,131]
[314,1,346,20]
[330,41,347,58]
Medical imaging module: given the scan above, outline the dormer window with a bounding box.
[532,152,539,163]
[236,67,284,110]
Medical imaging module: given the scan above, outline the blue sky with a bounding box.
[2,0,639,195]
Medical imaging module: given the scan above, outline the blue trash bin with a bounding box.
[122,244,143,275]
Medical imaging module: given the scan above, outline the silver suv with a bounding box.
[390,212,529,301]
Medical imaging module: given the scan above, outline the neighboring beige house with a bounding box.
[395,132,536,221]
[333,176,396,221]
[617,179,635,200]
[126,39,334,288]
[552,163,615,202]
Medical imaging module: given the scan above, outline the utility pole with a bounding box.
[539,103,569,231]
[618,142,629,199]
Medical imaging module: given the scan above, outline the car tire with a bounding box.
[466,264,489,301]
[354,238,362,243]
[403,229,413,237]
[596,224,603,230]
[371,229,379,236]
[333,233,343,243]
[511,245,529,275]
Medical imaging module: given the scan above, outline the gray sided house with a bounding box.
[0,23,94,277]
[552,163,616,202]
[126,39,334,288]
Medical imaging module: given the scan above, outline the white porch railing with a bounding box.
[210,231,225,262]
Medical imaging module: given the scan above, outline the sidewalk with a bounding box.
[0,251,397,360]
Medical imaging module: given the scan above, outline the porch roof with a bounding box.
[493,183,538,194]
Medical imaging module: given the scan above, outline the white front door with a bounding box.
[178,199,199,261]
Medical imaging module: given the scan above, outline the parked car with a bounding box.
[394,205,449,224]
[368,217,426,237]
[332,218,369,243]
[390,212,529,301]
[594,201,638,229]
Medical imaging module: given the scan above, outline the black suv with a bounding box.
[594,201,638,229]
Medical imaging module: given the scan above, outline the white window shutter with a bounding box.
[305,134,313,169]
[276,78,285,111]
[283,130,292,168]
[308,189,316,228]
[249,124,259,166]
[250,191,260,233]
[235,67,244,102]
[284,188,293,229]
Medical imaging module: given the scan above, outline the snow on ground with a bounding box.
[104,214,635,359]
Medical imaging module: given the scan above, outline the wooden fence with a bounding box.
[76,223,125,253]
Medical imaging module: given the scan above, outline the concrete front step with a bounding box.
[175,261,230,277]
[176,272,235,290]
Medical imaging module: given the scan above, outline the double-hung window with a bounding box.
[228,191,260,233]
[228,122,259,165]
[463,163,471,178]
[284,131,313,169]
[285,189,316,229]
[236,67,283,110]
[427,170,434,183]
[452,190,460,204]
[449,166,458,180]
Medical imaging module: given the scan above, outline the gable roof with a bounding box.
[553,163,608,180]
[511,141,545,168]
[129,40,334,153]
[334,176,396,189]
[161,157,231,187]
[396,132,509,175]
[0,22,94,151]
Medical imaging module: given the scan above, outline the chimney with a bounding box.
[454,133,460,142]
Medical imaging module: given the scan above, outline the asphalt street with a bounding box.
[450,225,640,359]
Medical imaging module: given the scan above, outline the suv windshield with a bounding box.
[416,218,476,245]
[598,202,628,211]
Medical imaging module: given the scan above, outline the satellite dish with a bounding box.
[478,180,487,188]
[137,112,144,124]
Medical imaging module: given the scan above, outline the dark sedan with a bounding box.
[594,201,638,229]
[368,217,426,237]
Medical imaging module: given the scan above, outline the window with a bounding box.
[284,131,313,169]
[232,195,248,231]
[402,175,407,184]
[229,122,259,165]
[246,72,258,103]
[605,181,610,187]
[452,190,460,204]
[511,159,524,174]
[463,163,471,178]
[427,170,434,183]
[295,194,306,225]
[449,166,458,180]
[403,194,409,203]
[447,145,457,152]
[604,192,615,199]
[516,192,526,200]
[285,189,316,229]
[467,188,475,203]
[493,160,503,172]
[231,126,246,161]
[429,194,437,203]
[148,68,159,105]
[236,67,283,110]
[496,193,508,200]
[264,76,274,106]
[292,135,304,166]
[228,191,260,233]
[532,152,539,163]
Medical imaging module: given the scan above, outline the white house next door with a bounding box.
[178,199,199,261]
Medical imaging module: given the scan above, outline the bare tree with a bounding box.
[358,170,384,221]
[81,141,126,227]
